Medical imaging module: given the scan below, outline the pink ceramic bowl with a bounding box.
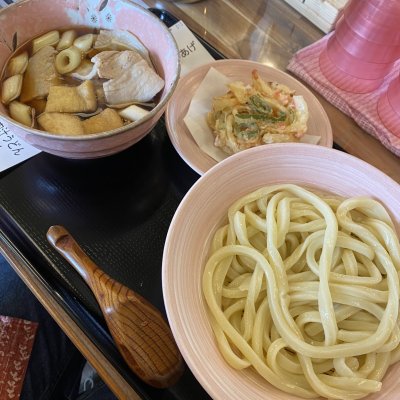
[377,76,400,138]
[335,17,400,64]
[0,0,180,159]
[166,59,333,175]
[377,91,400,138]
[346,0,400,28]
[319,47,385,93]
[325,36,395,80]
[163,143,400,400]
[386,76,400,117]
[344,0,400,45]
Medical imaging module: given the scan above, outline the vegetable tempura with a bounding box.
[207,70,309,154]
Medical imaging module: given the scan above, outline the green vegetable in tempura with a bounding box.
[207,70,309,154]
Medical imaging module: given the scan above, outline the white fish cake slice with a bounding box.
[103,59,164,104]
[69,60,97,81]
[94,29,152,67]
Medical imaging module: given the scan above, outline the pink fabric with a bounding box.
[287,33,400,157]
[0,316,37,400]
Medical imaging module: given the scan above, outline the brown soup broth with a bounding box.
[1,25,97,84]
[1,26,159,131]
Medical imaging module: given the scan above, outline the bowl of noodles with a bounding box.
[162,143,400,400]
[0,0,180,158]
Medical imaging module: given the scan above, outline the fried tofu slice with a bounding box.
[28,98,47,114]
[37,112,84,135]
[45,81,97,113]
[82,108,123,134]
[20,46,60,103]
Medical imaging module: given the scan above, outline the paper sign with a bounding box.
[169,21,215,77]
[0,121,41,172]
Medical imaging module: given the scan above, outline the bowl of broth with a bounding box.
[0,0,180,158]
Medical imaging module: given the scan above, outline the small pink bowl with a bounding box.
[386,78,400,119]
[346,0,400,27]
[326,36,395,80]
[377,89,400,138]
[335,17,400,64]
[319,48,384,93]
[165,59,333,175]
[0,0,180,159]
[344,1,400,45]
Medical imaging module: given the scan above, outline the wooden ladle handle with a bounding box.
[47,225,184,388]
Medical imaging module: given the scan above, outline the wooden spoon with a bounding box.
[47,225,184,388]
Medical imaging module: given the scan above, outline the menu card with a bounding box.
[169,21,214,77]
[0,122,41,171]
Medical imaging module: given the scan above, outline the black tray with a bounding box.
[0,8,214,400]
[0,121,209,400]
[0,8,343,400]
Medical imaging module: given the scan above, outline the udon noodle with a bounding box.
[202,184,400,399]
